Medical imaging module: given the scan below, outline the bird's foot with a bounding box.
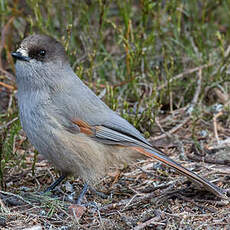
[43,175,66,194]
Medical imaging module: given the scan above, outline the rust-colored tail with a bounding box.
[132,146,227,199]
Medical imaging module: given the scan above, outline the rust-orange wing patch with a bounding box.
[72,119,94,136]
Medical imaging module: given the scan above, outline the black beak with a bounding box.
[11,52,30,62]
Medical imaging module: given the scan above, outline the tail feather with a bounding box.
[132,146,227,199]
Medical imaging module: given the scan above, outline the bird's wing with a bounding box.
[72,118,227,199]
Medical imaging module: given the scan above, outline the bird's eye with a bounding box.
[39,50,46,57]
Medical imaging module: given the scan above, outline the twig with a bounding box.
[191,68,202,107]
[134,216,165,230]
[0,197,8,213]
[0,117,18,130]
[7,93,13,112]
[100,181,175,212]
[150,116,190,141]
[0,68,15,81]
[100,191,156,213]
[0,81,15,90]
[155,117,173,139]
[157,63,213,90]
[0,190,32,205]
[151,68,203,141]
[213,100,230,143]
[121,193,141,211]
[213,111,223,143]
[187,153,230,166]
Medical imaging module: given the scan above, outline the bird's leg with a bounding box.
[76,183,89,205]
[76,183,100,211]
[76,183,109,212]
[76,184,108,204]
[44,175,66,193]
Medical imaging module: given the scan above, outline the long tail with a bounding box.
[132,146,227,199]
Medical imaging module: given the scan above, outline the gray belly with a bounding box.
[19,103,67,169]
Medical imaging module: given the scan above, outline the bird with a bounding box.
[11,34,227,202]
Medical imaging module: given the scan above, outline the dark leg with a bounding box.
[76,184,108,203]
[76,183,88,205]
[76,183,99,210]
[44,175,66,193]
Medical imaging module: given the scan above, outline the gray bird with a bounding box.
[11,34,227,201]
